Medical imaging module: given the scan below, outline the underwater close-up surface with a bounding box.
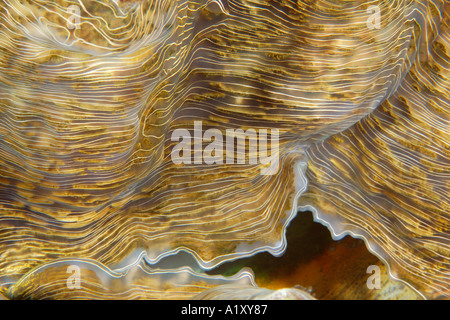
[0,0,448,300]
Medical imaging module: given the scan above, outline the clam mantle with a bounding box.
[0,0,448,299]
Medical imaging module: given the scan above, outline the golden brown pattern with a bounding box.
[6,258,255,299]
[0,0,448,299]
[299,0,450,299]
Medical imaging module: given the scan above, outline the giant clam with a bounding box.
[0,0,448,300]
